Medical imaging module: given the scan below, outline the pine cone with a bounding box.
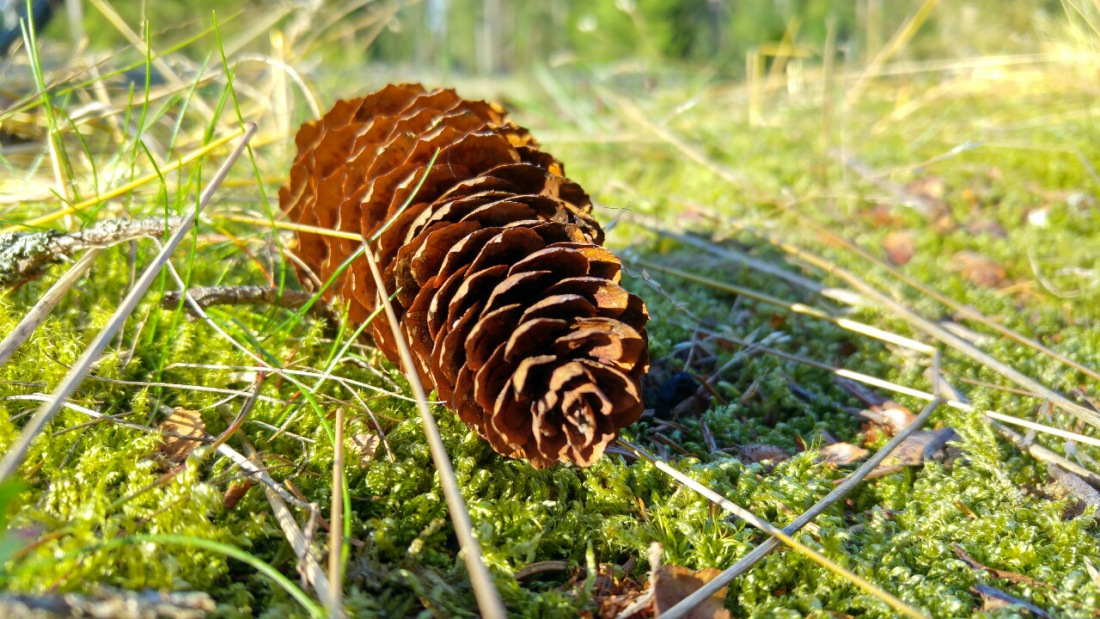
[279,83,649,468]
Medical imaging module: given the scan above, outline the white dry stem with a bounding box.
[984,411,1100,449]
[779,241,1100,429]
[328,407,346,618]
[0,123,257,483]
[632,258,935,355]
[359,244,506,619]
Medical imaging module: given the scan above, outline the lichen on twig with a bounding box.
[0,216,185,286]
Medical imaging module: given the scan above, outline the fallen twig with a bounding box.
[161,285,341,327]
[0,216,184,286]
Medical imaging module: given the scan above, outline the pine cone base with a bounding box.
[280,83,649,468]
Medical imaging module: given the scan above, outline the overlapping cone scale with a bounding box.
[279,83,649,468]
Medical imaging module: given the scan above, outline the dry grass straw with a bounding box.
[631,257,935,355]
[328,407,346,618]
[359,242,506,618]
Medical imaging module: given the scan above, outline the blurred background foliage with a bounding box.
[67,0,1072,78]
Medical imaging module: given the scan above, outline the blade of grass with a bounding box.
[0,122,257,483]
[109,534,324,618]
[19,1,76,205]
[2,126,247,232]
[844,0,941,106]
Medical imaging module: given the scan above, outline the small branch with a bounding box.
[161,285,341,327]
[0,216,185,286]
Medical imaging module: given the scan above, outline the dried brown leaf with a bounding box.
[882,231,915,266]
[652,565,732,619]
[733,443,790,465]
[223,480,256,510]
[907,175,945,201]
[953,544,1054,590]
[970,585,1050,617]
[818,442,870,466]
[952,251,1007,288]
[889,427,959,466]
[878,401,917,434]
[158,407,206,463]
[350,433,381,467]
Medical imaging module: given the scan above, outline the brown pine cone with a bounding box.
[279,83,649,468]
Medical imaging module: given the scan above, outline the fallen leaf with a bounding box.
[515,560,569,580]
[890,427,960,465]
[223,480,256,510]
[882,231,915,265]
[652,565,732,619]
[953,544,1054,590]
[158,407,206,463]
[879,401,917,434]
[861,204,905,227]
[350,433,382,467]
[563,562,648,619]
[1044,462,1100,519]
[907,175,945,201]
[818,442,869,466]
[970,584,1050,617]
[733,443,790,465]
[964,218,1007,238]
[952,251,1006,288]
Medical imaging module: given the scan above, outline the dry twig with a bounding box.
[0,216,184,286]
[161,285,341,327]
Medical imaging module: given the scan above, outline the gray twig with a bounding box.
[0,216,185,286]
[161,285,341,328]
[0,588,214,619]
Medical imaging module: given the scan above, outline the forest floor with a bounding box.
[1,4,1099,618]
